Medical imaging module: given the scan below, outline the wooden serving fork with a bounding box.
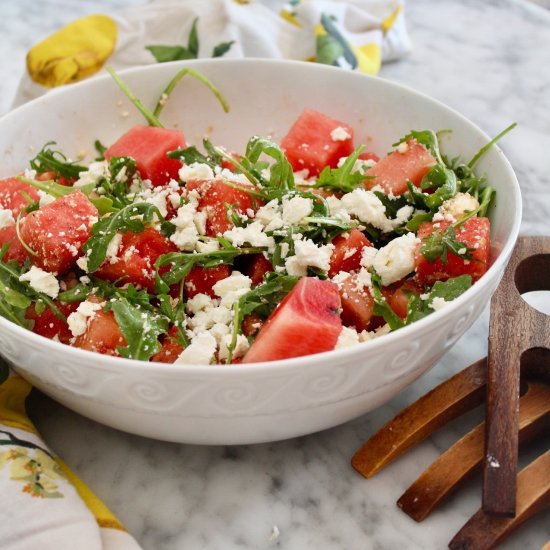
[352,236,550,548]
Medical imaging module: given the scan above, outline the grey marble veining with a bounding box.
[1,1,550,549]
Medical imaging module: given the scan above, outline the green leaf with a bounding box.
[420,224,475,265]
[188,17,199,58]
[406,275,472,324]
[314,145,366,194]
[420,164,457,209]
[212,41,234,58]
[29,142,87,180]
[94,139,107,161]
[83,202,164,273]
[110,297,168,361]
[370,269,405,331]
[146,45,196,63]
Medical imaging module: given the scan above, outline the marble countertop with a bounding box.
[2,0,550,548]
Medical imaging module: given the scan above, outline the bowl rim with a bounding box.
[0,58,522,374]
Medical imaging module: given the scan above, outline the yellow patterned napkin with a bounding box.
[14,0,410,106]
[3,1,410,547]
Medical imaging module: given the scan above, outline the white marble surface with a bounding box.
[2,0,550,548]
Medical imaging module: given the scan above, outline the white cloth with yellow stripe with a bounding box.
[3,1,410,548]
[15,0,410,105]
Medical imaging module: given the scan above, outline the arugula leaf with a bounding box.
[227,272,299,362]
[369,269,405,331]
[0,246,63,326]
[406,275,472,324]
[155,244,267,292]
[94,139,107,161]
[419,163,457,209]
[314,145,366,194]
[157,294,189,347]
[109,297,168,361]
[29,142,87,180]
[212,41,235,58]
[83,202,164,273]
[420,224,475,264]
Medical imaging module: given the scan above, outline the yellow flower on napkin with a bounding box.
[26,14,117,88]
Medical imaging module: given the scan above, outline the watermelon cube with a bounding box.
[20,190,98,274]
[0,225,30,265]
[184,264,231,299]
[365,139,437,196]
[415,217,491,284]
[329,229,372,277]
[95,227,177,293]
[242,277,342,362]
[105,125,186,187]
[339,274,375,332]
[281,109,355,177]
[0,177,40,217]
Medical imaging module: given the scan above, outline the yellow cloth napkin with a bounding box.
[3,1,410,547]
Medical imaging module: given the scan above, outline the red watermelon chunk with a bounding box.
[242,277,342,363]
[364,139,437,196]
[20,190,98,274]
[184,264,231,299]
[186,179,257,236]
[26,301,79,344]
[0,225,30,265]
[73,299,126,356]
[382,279,423,319]
[105,125,186,187]
[0,177,40,217]
[329,229,372,277]
[281,109,354,177]
[244,253,273,286]
[95,227,177,293]
[415,217,491,284]
[151,326,185,363]
[339,274,375,332]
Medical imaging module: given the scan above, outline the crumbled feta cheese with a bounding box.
[281,196,313,225]
[67,300,104,337]
[335,326,360,349]
[360,323,391,341]
[105,233,122,264]
[337,156,376,174]
[19,266,60,298]
[212,271,252,308]
[170,202,203,250]
[218,333,250,361]
[38,190,56,207]
[430,296,448,311]
[175,331,217,365]
[330,126,351,141]
[76,256,89,272]
[340,189,398,233]
[74,161,108,188]
[195,239,220,254]
[433,192,480,223]
[373,233,420,286]
[396,141,409,153]
[178,162,214,182]
[186,293,216,315]
[285,239,334,277]
[255,200,284,231]
[0,208,15,229]
[359,246,378,269]
[223,221,275,251]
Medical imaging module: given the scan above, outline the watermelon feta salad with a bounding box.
[0,69,505,365]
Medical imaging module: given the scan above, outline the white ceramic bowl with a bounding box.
[0,59,521,444]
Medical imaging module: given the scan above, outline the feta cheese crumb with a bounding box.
[281,196,313,225]
[223,221,275,251]
[74,161,109,188]
[175,331,217,365]
[430,296,448,311]
[212,271,252,308]
[178,162,214,182]
[373,233,420,286]
[0,208,15,229]
[218,333,250,361]
[19,266,60,298]
[397,141,409,153]
[341,189,402,233]
[38,190,56,207]
[285,239,334,277]
[330,126,351,141]
[105,233,122,264]
[67,300,104,337]
[433,192,480,222]
[76,256,89,272]
[335,326,360,349]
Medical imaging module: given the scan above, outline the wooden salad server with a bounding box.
[352,236,550,547]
